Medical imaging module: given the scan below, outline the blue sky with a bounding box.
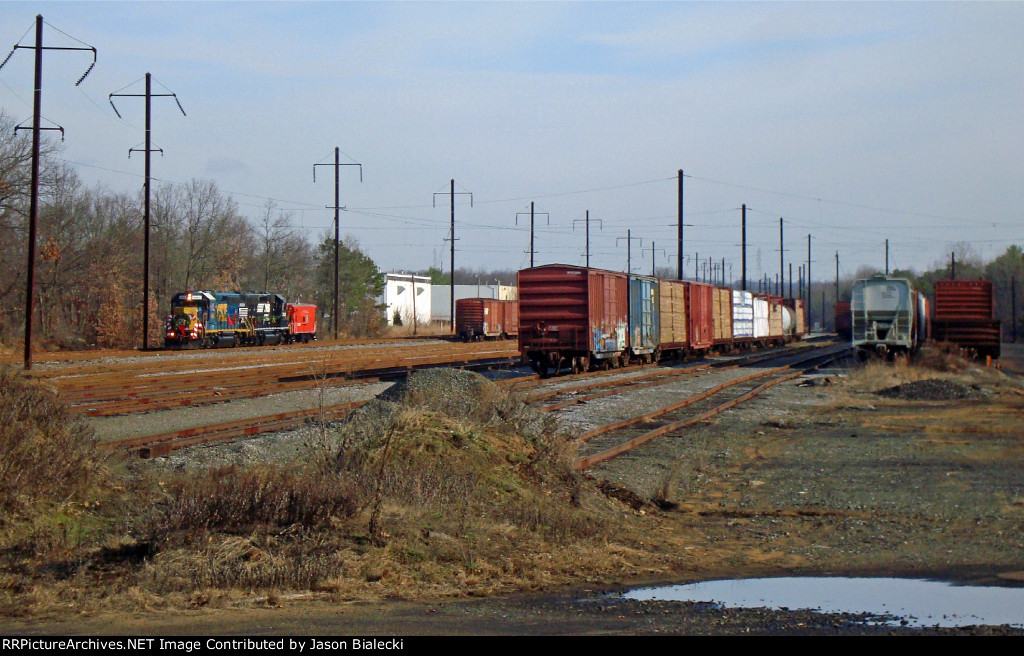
[1,1,1022,283]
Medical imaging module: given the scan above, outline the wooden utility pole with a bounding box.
[314,148,362,340]
[110,72,186,350]
[434,180,472,332]
[516,202,549,267]
[677,169,684,280]
[741,204,747,290]
[1,14,96,369]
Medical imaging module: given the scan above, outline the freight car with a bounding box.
[164,291,317,348]
[455,298,519,341]
[785,298,807,338]
[518,265,628,374]
[834,301,851,341]
[931,279,1000,359]
[518,264,804,374]
[850,275,924,360]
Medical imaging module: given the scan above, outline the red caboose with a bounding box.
[286,303,317,343]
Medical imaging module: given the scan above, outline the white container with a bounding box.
[753,296,769,338]
[732,290,753,338]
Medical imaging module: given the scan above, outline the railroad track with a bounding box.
[500,340,828,412]
[51,342,519,416]
[570,343,851,470]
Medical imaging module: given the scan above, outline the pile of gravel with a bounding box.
[381,368,494,414]
[876,379,981,401]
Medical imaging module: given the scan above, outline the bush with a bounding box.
[0,366,106,523]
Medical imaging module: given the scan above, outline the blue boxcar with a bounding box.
[628,274,660,361]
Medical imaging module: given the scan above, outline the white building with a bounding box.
[382,273,431,326]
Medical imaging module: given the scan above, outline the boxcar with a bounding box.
[658,280,714,357]
[931,279,1000,358]
[765,295,786,345]
[851,276,919,359]
[712,287,733,345]
[833,301,851,340]
[456,298,519,341]
[628,274,660,362]
[518,265,628,374]
[732,290,754,342]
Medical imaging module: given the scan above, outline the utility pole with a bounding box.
[741,204,747,291]
[434,180,472,333]
[779,217,784,299]
[951,252,956,280]
[314,148,362,341]
[1,15,96,370]
[516,202,549,267]
[806,235,812,331]
[110,72,186,350]
[835,251,840,304]
[677,169,684,280]
[617,230,641,274]
[885,238,889,275]
[573,211,600,268]
[644,242,666,277]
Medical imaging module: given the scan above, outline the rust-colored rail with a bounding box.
[571,345,850,470]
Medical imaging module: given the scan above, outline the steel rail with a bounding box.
[572,345,850,470]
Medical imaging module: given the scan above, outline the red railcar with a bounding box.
[658,279,714,356]
[932,279,1000,358]
[834,301,851,340]
[286,303,317,343]
[518,265,628,374]
[455,298,519,341]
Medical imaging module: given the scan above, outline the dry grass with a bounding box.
[0,366,108,522]
[1,367,643,617]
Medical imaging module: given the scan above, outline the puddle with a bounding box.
[622,577,1024,628]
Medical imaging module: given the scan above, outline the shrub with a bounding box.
[0,366,106,523]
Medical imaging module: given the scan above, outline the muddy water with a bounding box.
[623,578,1024,628]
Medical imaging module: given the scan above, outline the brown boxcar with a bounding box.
[688,282,715,351]
[456,298,519,341]
[934,280,994,320]
[658,280,714,355]
[932,279,1000,358]
[833,301,851,340]
[518,265,628,374]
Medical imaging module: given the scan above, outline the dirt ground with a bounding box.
[3,344,1023,635]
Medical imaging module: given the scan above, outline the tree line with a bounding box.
[0,109,385,350]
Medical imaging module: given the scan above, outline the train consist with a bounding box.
[164,291,317,348]
[517,264,806,375]
[455,298,519,342]
[844,275,1000,360]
